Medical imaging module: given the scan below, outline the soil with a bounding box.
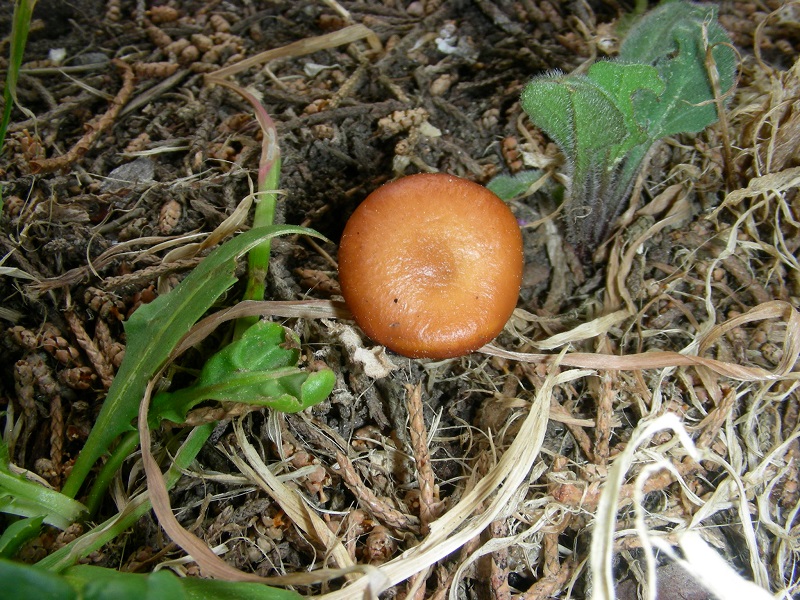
[1,1,799,599]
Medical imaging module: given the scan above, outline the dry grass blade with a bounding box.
[226,419,355,571]
[590,413,699,600]
[205,24,381,81]
[710,165,800,218]
[27,235,199,296]
[485,299,800,382]
[169,300,349,357]
[159,183,263,265]
[317,362,581,599]
[139,374,265,582]
[607,184,691,312]
[529,309,630,350]
[137,341,356,587]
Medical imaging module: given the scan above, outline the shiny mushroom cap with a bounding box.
[337,173,523,359]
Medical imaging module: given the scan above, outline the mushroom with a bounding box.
[337,173,523,359]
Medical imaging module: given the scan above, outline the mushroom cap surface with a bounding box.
[338,173,523,359]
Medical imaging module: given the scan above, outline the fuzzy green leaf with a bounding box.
[521,73,629,170]
[585,61,664,161]
[519,0,734,257]
[486,170,544,200]
[621,1,736,138]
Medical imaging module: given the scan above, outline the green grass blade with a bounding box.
[0,515,43,558]
[37,425,212,572]
[0,0,38,154]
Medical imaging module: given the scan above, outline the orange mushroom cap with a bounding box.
[337,173,523,359]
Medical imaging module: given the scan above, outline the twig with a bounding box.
[335,451,420,533]
[594,370,615,466]
[204,24,380,81]
[703,25,737,191]
[50,393,64,475]
[550,455,702,510]
[30,59,136,173]
[405,383,441,534]
[487,520,512,600]
[101,257,203,290]
[695,385,737,450]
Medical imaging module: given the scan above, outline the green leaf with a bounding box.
[519,0,735,257]
[0,515,43,558]
[522,73,629,165]
[151,321,335,423]
[205,321,300,378]
[0,437,87,528]
[36,425,214,573]
[486,170,544,200]
[0,0,38,155]
[65,565,303,600]
[621,1,736,138]
[0,477,87,529]
[0,558,77,600]
[585,61,664,161]
[0,561,302,600]
[522,71,633,195]
[61,225,328,499]
[621,1,717,64]
[180,577,302,600]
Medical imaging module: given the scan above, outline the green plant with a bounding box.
[0,438,85,530]
[57,224,332,510]
[515,0,735,259]
[0,0,37,158]
[0,0,38,206]
[0,72,334,597]
[151,320,335,425]
[0,560,302,600]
